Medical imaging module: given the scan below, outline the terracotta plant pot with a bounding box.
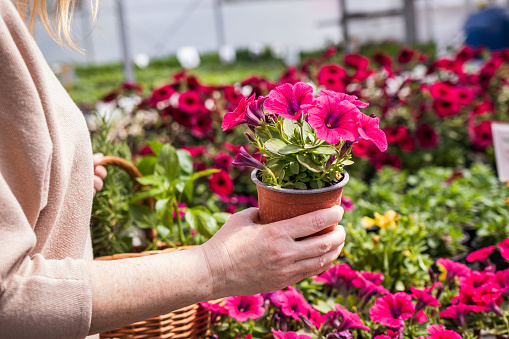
[251,169,349,237]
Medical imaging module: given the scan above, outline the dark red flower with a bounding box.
[472,120,494,150]
[369,292,415,328]
[370,153,402,170]
[416,124,439,149]
[317,64,348,92]
[321,47,337,60]
[455,46,478,63]
[352,140,374,157]
[178,91,204,114]
[373,52,393,76]
[171,109,192,128]
[398,47,416,64]
[209,171,234,197]
[139,146,154,156]
[214,152,234,170]
[344,54,369,71]
[223,142,242,154]
[466,246,495,262]
[384,126,408,144]
[149,84,176,107]
[279,67,304,85]
[439,304,474,328]
[455,87,475,105]
[190,113,212,138]
[472,101,494,116]
[430,83,456,101]
[122,81,142,93]
[179,145,206,157]
[434,99,460,118]
[398,134,416,152]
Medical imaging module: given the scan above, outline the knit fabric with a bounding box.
[0,0,95,338]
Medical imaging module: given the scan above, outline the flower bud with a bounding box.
[326,155,336,170]
[232,147,265,170]
[339,141,353,157]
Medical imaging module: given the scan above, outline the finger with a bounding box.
[291,245,342,278]
[289,262,335,286]
[227,207,259,225]
[94,175,104,193]
[93,153,104,166]
[272,205,344,240]
[293,225,345,261]
[93,188,97,197]
[94,165,107,180]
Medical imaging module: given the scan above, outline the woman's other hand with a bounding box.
[93,153,107,196]
[201,205,345,297]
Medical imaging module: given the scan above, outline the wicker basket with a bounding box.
[95,156,220,339]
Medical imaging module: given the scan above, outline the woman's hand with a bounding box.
[200,205,345,297]
[93,153,107,196]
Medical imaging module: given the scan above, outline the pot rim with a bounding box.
[251,169,349,195]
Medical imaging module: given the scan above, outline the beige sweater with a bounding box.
[0,0,95,338]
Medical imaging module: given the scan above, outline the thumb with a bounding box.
[228,207,259,225]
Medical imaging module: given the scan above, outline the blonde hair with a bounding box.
[17,0,99,50]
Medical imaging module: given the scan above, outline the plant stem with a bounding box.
[174,199,185,245]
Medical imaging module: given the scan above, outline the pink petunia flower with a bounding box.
[223,294,265,322]
[178,90,204,114]
[314,263,359,293]
[493,269,509,296]
[222,93,256,131]
[279,286,312,321]
[235,335,252,339]
[357,114,388,152]
[148,84,176,107]
[426,325,462,339]
[439,304,474,328]
[318,90,369,109]
[271,329,312,339]
[369,292,415,328]
[200,301,228,324]
[324,304,370,332]
[410,286,441,312]
[459,271,493,288]
[374,336,392,339]
[341,196,355,211]
[360,271,385,285]
[471,283,505,316]
[317,64,348,92]
[307,95,359,144]
[497,238,509,260]
[263,82,315,121]
[436,258,471,283]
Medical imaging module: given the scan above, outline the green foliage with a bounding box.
[90,117,134,257]
[129,141,228,246]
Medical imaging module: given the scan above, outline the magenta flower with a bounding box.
[410,286,441,312]
[232,147,265,170]
[317,64,348,92]
[426,325,462,339]
[245,95,266,126]
[279,286,312,321]
[318,90,369,109]
[200,301,228,324]
[222,93,256,131]
[459,271,493,288]
[497,238,509,260]
[314,263,359,293]
[307,95,359,144]
[149,84,176,107]
[341,196,355,211]
[493,269,509,296]
[263,82,314,120]
[353,274,389,302]
[235,335,252,339]
[360,271,385,285]
[436,258,470,283]
[416,124,439,149]
[374,336,393,339]
[223,294,265,321]
[439,304,474,328]
[178,90,204,114]
[271,329,312,339]
[214,152,234,170]
[369,292,415,328]
[471,283,505,316]
[356,114,388,152]
[324,304,370,332]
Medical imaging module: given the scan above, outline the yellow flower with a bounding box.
[437,263,447,282]
[361,216,375,229]
[362,210,400,230]
[505,197,509,208]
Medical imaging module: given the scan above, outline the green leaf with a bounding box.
[282,119,297,137]
[158,144,180,181]
[185,206,218,239]
[289,161,299,175]
[296,154,323,173]
[176,149,193,176]
[136,175,164,186]
[156,225,170,239]
[130,187,165,203]
[190,169,221,181]
[213,212,231,226]
[342,160,354,166]
[128,204,155,229]
[137,155,157,176]
[147,141,164,156]
[264,138,287,155]
[279,144,304,154]
[311,145,338,155]
[294,182,307,190]
[266,159,287,173]
[155,198,174,231]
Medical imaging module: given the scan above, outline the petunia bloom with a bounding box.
[279,286,313,321]
[317,64,348,92]
[272,329,312,339]
[497,238,509,260]
[200,301,228,324]
[307,95,359,144]
[410,286,441,312]
[222,94,256,131]
[369,292,415,328]
[209,170,234,197]
[245,95,266,126]
[471,283,505,316]
[416,124,439,149]
[263,82,315,120]
[324,304,370,332]
[439,304,474,328]
[436,258,470,283]
[357,114,388,152]
[318,90,369,109]
[426,325,462,339]
[314,263,359,293]
[178,90,204,114]
[223,294,265,321]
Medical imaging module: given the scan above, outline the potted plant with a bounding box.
[222,82,388,229]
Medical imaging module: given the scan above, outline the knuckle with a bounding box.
[268,247,289,263]
[265,225,283,241]
[319,238,332,254]
[311,213,327,230]
[316,254,326,270]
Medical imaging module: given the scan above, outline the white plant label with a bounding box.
[491,122,509,182]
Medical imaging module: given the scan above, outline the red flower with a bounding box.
[214,152,233,170]
[455,87,475,105]
[398,47,416,64]
[493,269,509,296]
[466,246,495,262]
[223,294,265,321]
[317,64,348,92]
[222,94,256,131]
[398,134,416,152]
[410,286,441,312]
[384,126,408,144]
[178,91,204,114]
[434,99,460,118]
[190,113,213,138]
[171,108,192,128]
[471,283,505,316]
[209,171,234,197]
[497,238,509,260]
[223,142,242,154]
[426,325,462,339]
[370,153,402,170]
[235,335,252,339]
[352,140,374,157]
[222,85,243,110]
[357,114,388,152]
[460,271,493,288]
[122,81,142,93]
[369,292,415,328]
[344,54,370,71]
[437,258,470,283]
[429,82,457,101]
[179,145,206,157]
[139,145,154,156]
[439,304,474,328]
[416,124,439,149]
[264,82,315,121]
[321,47,337,60]
[324,304,370,332]
[279,67,304,85]
[314,263,359,293]
[373,52,393,76]
[149,84,176,107]
[279,286,312,321]
[272,329,311,339]
[455,46,478,63]
[472,120,494,150]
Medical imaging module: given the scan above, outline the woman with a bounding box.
[0,1,346,338]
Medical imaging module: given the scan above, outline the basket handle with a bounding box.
[98,155,157,243]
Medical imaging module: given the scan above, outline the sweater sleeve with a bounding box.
[0,1,93,338]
